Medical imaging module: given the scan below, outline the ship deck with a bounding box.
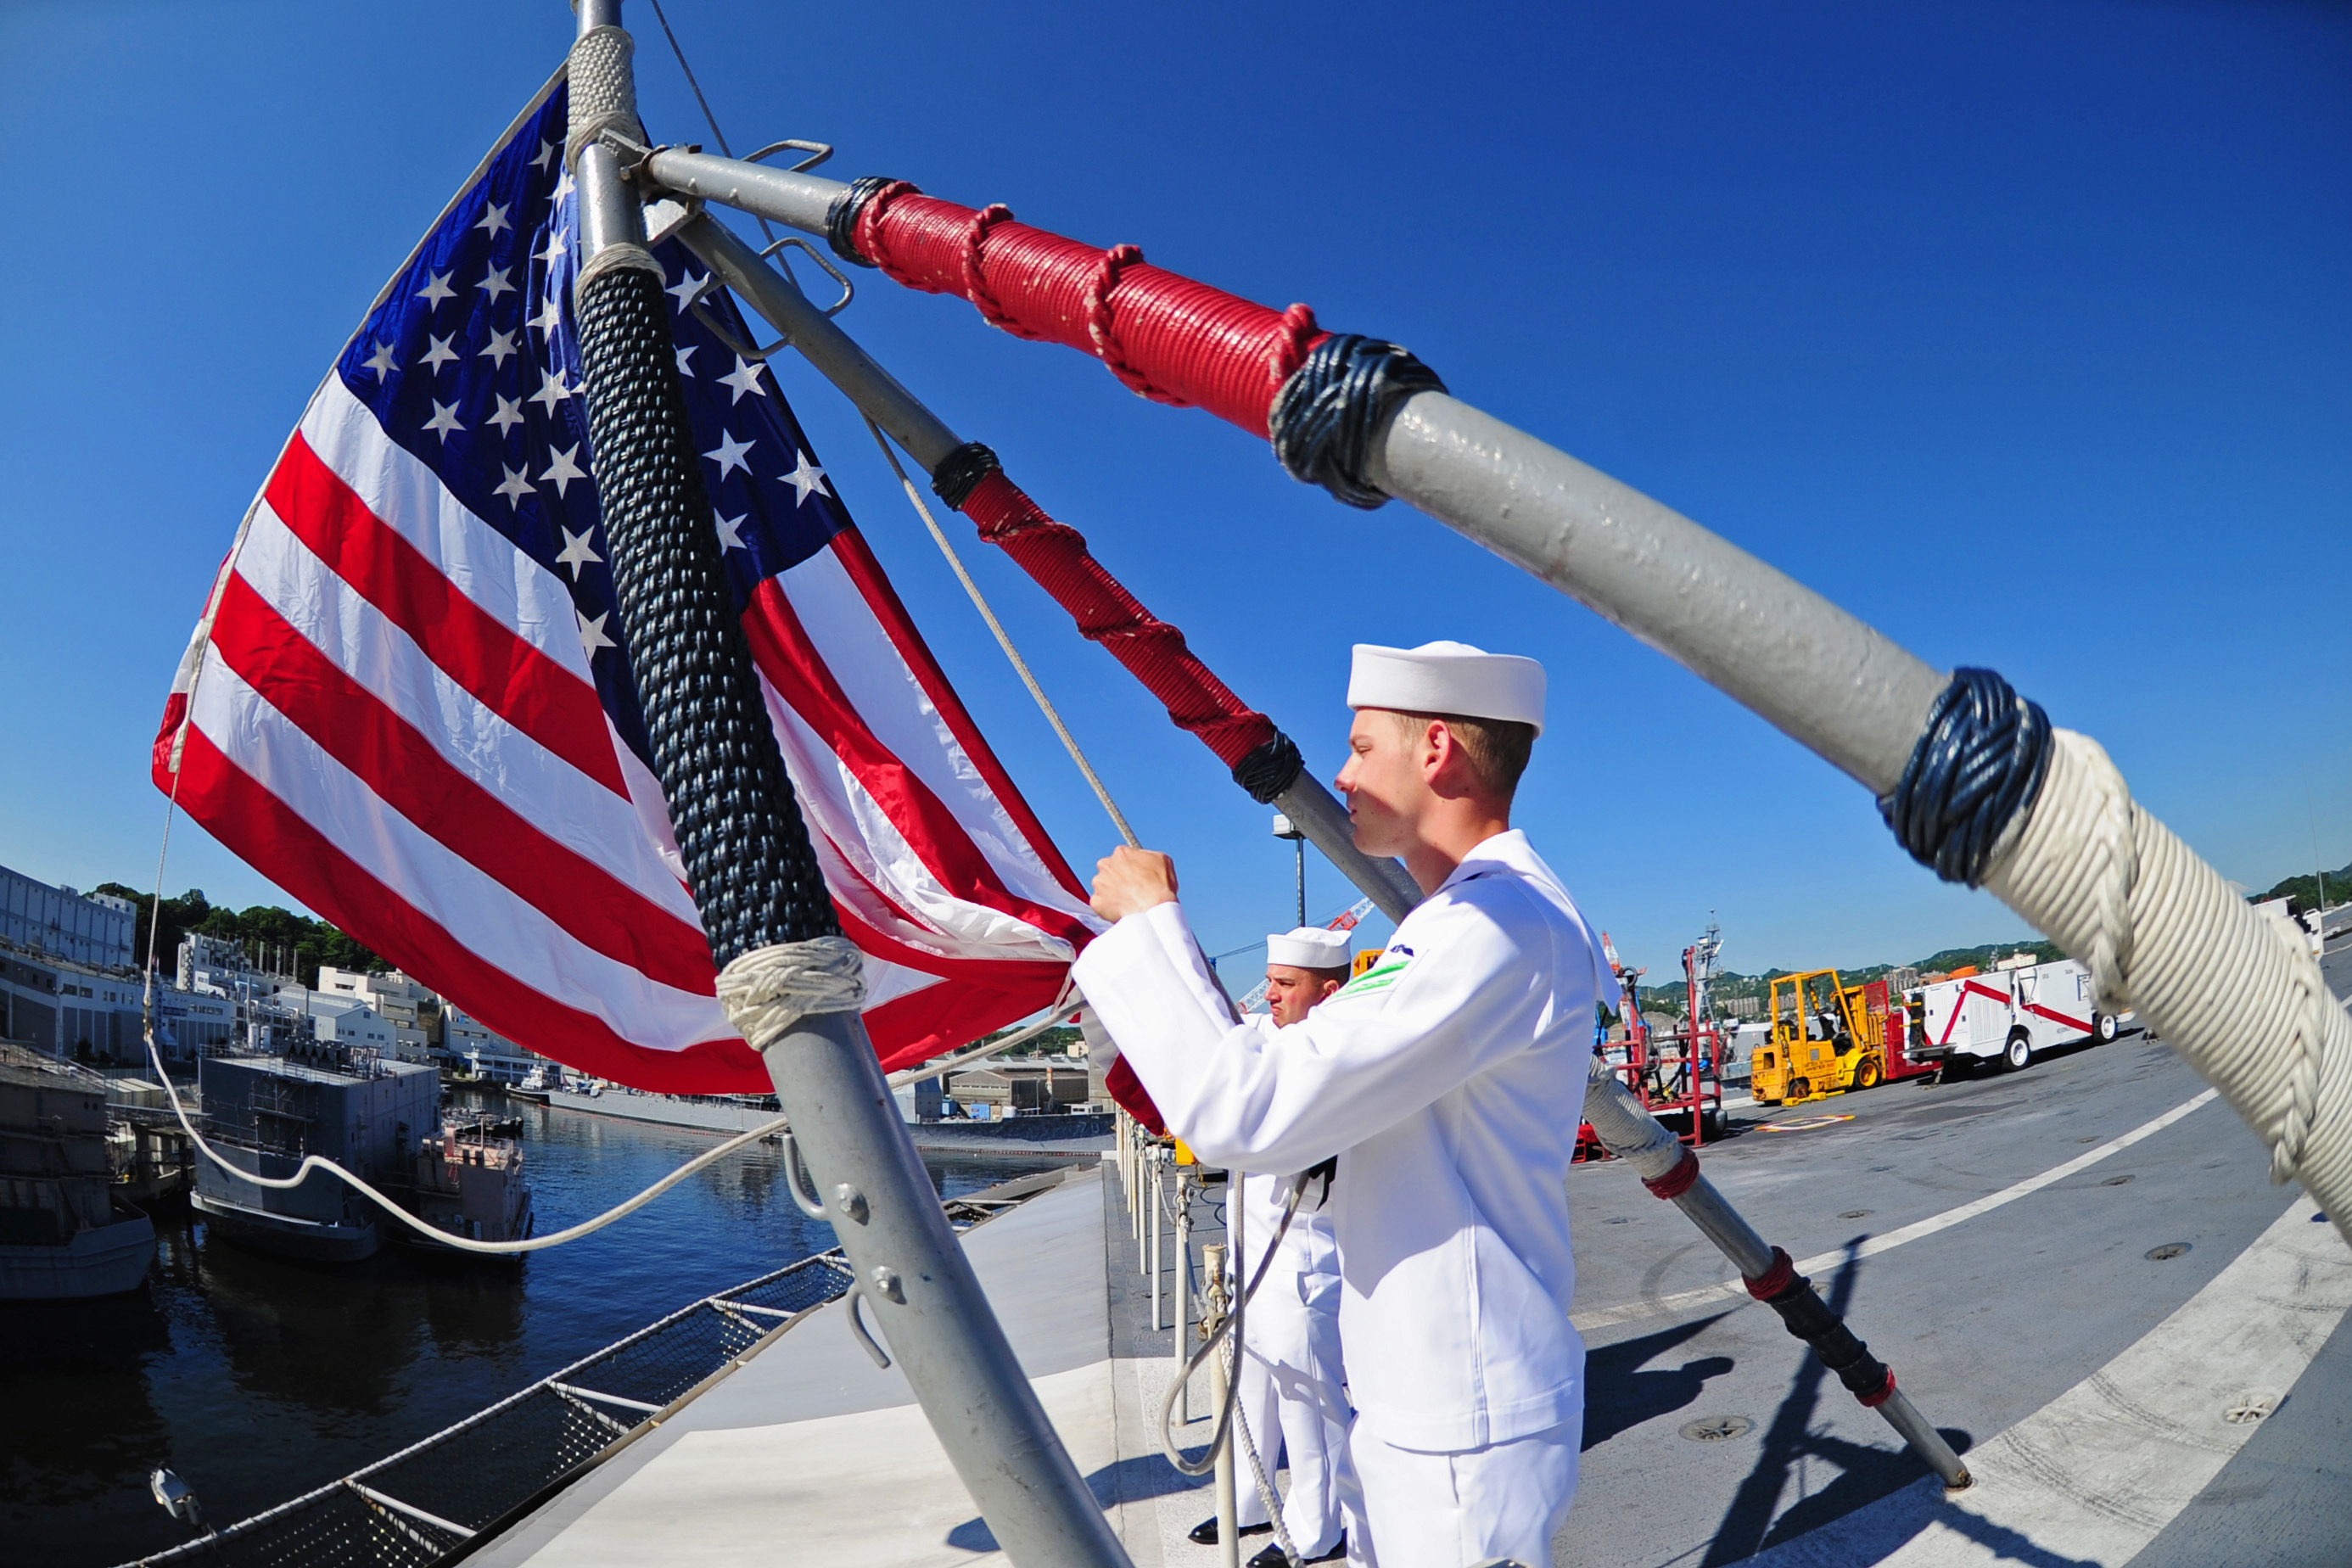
[461,997,2352,1565]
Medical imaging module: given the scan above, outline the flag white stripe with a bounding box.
[759,670,1078,967]
[780,548,1098,930]
[189,650,734,1048]
[234,505,702,927]
[299,377,591,681]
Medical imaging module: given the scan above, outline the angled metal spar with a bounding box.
[558,8,1128,1565]
[627,182,1970,1485]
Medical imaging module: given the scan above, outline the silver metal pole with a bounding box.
[669,211,1425,925]
[1173,1170,1192,1422]
[1364,393,1945,796]
[1151,1151,1164,1330]
[567,14,1128,1565]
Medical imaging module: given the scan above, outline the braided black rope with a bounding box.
[573,264,839,966]
[1230,732,1305,805]
[1879,667,2054,888]
[931,441,1001,511]
[1268,333,1447,509]
[826,176,899,268]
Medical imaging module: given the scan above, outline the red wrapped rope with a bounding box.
[958,469,1278,770]
[852,187,1328,436]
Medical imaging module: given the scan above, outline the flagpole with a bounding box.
[562,8,1128,1565]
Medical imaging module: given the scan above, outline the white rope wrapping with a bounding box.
[1984,729,2349,1234]
[714,936,869,1053]
[1579,1057,1689,1182]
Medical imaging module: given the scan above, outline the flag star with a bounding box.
[487,394,525,434]
[478,328,518,367]
[714,512,748,551]
[535,229,568,267]
[475,201,512,239]
[675,345,697,378]
[554,525,602,579]
[529,367,576,412]
[718,356,767,404]
[362,339,398,378]
[422,399,465,443]
[664,272,706,311]
[703,429,755,480]
[553,164,575,203]
[493,465,535,507]
[529,294,563,336]
[420,333,459,372]
[531,137,560,171]
[415,269,456,308]
[576,608,615,655]
[781,450,832,506]
[540,443,588,497]
[478,264,515,302]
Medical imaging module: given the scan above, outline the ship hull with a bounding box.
[0,1208,155,1299]
[192,1189,379,1263]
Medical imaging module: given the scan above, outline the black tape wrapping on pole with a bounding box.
[1269,333,1447,510]
[1742,1247,1896,1407]
[1879,666,2054,889]
[571,263,838,963]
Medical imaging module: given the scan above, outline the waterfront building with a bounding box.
[307,995,395,1054]
[440,1005,540,1083]
[0,863,134,972]
[318,966,437,1063]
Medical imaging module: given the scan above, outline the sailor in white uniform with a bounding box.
[1190,925,1356,1565]
[1074,641,1610,1568]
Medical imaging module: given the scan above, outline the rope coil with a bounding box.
[714,936,869,1053]
[1879,667,2054,888]
[1268,333,1447,510]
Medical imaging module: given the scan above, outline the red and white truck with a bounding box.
[1905,958,2122,1073]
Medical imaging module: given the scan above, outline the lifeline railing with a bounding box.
[121,1182,1044,1568]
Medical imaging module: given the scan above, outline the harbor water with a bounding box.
[0,1089,1064,1567]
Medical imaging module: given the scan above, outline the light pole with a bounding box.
[1272,812,1307,928]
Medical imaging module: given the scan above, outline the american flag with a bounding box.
[152,72,1101,1091]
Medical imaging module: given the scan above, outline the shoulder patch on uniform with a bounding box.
[1337,949,1414,998]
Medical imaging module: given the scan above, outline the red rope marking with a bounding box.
[1642,1148,1703,1201]
[956,468,1277,769]
[1744,1246,1798,1301]
[960,204,1040,341]
[1857,1368,1897,1408]
[851,182,1330,437]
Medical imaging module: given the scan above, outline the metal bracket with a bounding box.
[844,1284,892,1368]
[686,234,854,361]
[743,138,834,174]
[780,1132,828,1219]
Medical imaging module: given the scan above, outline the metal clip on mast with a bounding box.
[562,8,1128,1566]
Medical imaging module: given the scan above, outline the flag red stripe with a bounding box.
[826,529,1090,904]
[205,574,719,994]
[264,432,630,798]
[860,972,1069,1074]
[172,722,769,1093]
[743,577,1095,950]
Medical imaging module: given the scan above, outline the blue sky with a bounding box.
[1,0,2344,993]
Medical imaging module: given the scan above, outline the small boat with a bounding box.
[190,1187,378,1263]
[400,1117,535,1254]
[504,1064,553,1104]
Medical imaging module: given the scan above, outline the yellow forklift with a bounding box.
[1750,970,1887,1106]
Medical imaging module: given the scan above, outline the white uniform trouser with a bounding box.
[1338,1420,1577,1568]
[1233,1262,1348,1554]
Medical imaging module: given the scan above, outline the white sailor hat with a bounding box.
[1266,927,1351,970]
[1347,641,1546,735]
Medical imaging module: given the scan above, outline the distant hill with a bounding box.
[91,883,383,989]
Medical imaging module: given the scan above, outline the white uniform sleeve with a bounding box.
[1070,891,1550,1171]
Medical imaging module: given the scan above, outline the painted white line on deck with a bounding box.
[1747,1195,2352,1567]
[1572,1088,2220,1330]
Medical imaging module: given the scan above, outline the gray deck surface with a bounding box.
[462,942,2352,1565]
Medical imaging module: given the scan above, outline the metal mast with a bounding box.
[561,7,1128,1564]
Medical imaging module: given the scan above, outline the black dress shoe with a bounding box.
[1189,1516,1274,1546]
[1246,1535,1347,1566]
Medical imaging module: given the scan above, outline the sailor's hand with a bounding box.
[1091,846,1179,921]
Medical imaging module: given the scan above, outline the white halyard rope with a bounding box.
[1984,730,2348,1221]
[865,418,1143,849]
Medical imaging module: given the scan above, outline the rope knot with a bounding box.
[1268,333,1446,509]
[715,937,868,1055]
[1879,667,2053,888]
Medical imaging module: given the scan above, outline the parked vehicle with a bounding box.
[1907,958,2120,1073]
